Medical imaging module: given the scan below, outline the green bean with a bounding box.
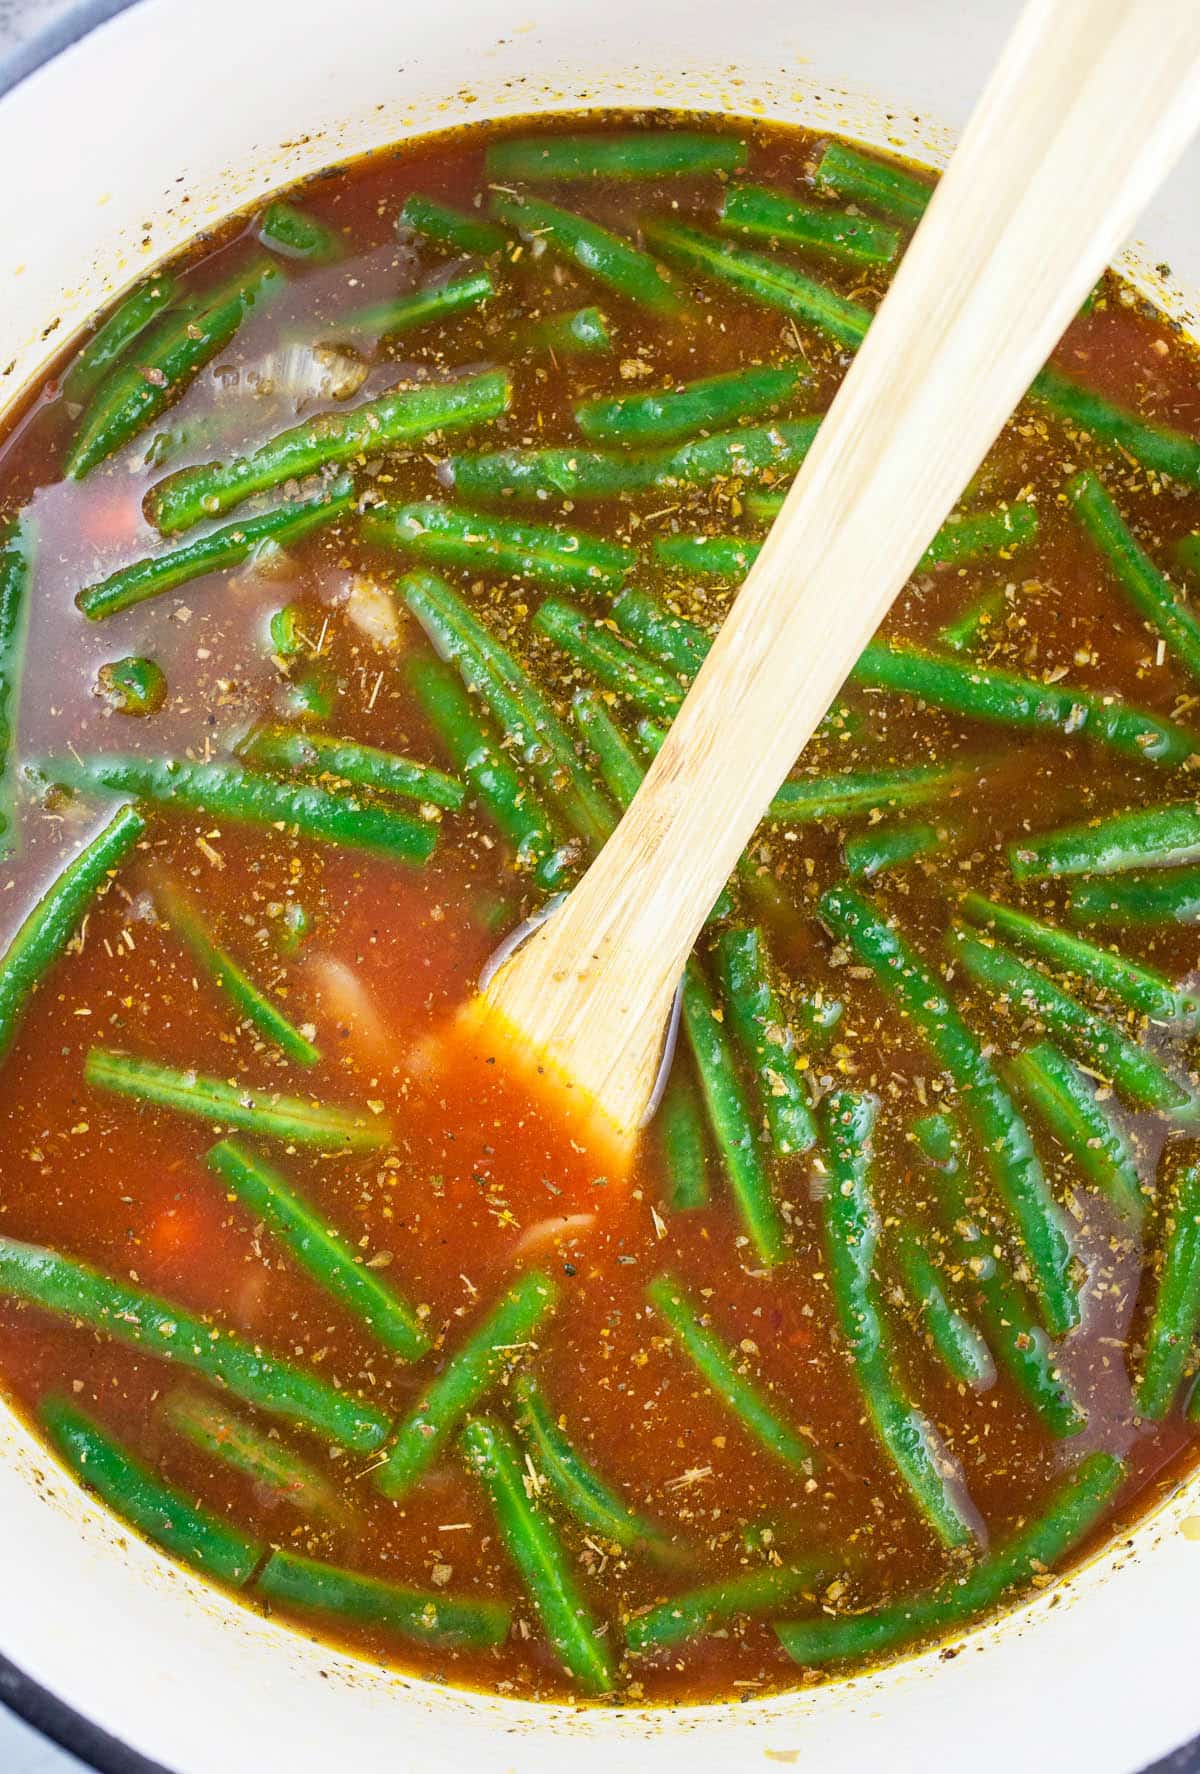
[776,1452,1125,1665]
[163,1390,350,1527]
[0,1236,389,1449]
[62,273,179,405]
[399,570,615,850]
[643,220,871,351]
[1175,531,1200,579]
[256,1550,510,1649]
[512,1372,675,1558]
[0,804,143,1064]
[67,260,281,479]
[1030,368,1200,488]
[656,1067,711,1211]
[1069,470,1200,679]
[939,588,1006,654]
[491,193,683,316]
[960,890,1199,1030]
[448,417,819,504]
[893,1225,995,1389]
[460,1415,615,1694]
[720,184,900,266]
[237,724,464,812]
[258,202,341,262]
[146,369,510,533]
[652,534,757,582]
[282,666,334,725]
[161,887,320,1067]
[268,603,307,659]
[33,751,437,865]
[376,1269,558,1497]
[533,600,683,717]
[680,959,789,1265]
[0,516,31,848]
[626,1560,824,1654]
[813,139,934,226]
[845,821,942,879]
[85,1048,391,1151]
[713,927,816,1156]
[647,1273,813,1467]
[487,131,746,183]
[333,270,493,339]
[1069,868,1200,927]
[41,1397,261,1586]
[398,193,507,257]
[569,689,644,808]
[766,763,970,826]
[915,1109,1085,1436]
[370,500,634,592]
[854,643,1198,767]
[1011,803,1200,881]
[1006,1042,1144,1222]
[575,361,807,448]
[795,991,844,1052]
[207,1139,429,1360]
[406,654,574,891]
[1134,1161,1200,1417]
[821,1091,976,1548]
[527,305,612,357]
[611,588,711,675]
[948,924,1191,1113]
[96,656,167,716]
[819,886,1078,1337]
[77,484,354,620]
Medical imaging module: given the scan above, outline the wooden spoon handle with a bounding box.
[487,0,1200,1135]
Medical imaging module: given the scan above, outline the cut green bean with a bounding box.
[0,804,143,1064]
[42,1397,260,1586]
[237,724,464,812]
[96,656,167,716]
[720,183,900,266]
[0,1236,389,1449]
[627,1560,823,1654]
[713,926,816,1156]
[282,666,334,725]
[376,1269,558,1497]
[821,1091,976,1548]
[894,1225,995,1389]
[647,1273,813,1467]
[449,417,820,504]
[62,273,179,405]
[258,202,342,262]
[333,270,493,340]
[1030,368,1200,488]
[680,958,789,1265]
[77,483,354,620]
[257,1550,510,1649]
[400,570,615,851]
[766,763,970,826]
[1006,1042,1144,1222]
[369,501,634,592]
[146,368,510,533]
[0,516,31,848]
[854,643,1199,768]
[68,259,281,479]
[813,139,934,226]
[643,220,871,351]
[656,1067,711,1211]
[1069,470,1200,680]
[163,1390,349,1527]
[1175,531,1200,579]
[776,1452,1125,1665]
[161,886,319,1067]
[845,821,941,879]
[1135,1161,1200,1417]
[512,1372,675,1558]
[207,1138,428,1360]
[652,534,757,582]
[492,192,684,316]
[268,603,307,659]
[569,689,644,808]
[1069,868,1200,926]
[795,991,844,1051]
[611,588,711,676]
[575,361,807,448]
[398,193,507,257]
[534,600,683,717]
[949,925,1191,1113]
[819,885,1078,1337]
[527,305,612,357]
[406,654,574,890]
[960,890,1199,1029]
[33,752,437,865]
[1011,803,1200,881]
[940,588,1006,654]
[487,131,746,183]
[460,1415,615,1694]
[85,1048,391,1151]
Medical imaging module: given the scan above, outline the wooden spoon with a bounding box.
[481,0,1200,1155]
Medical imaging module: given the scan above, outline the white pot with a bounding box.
[0,1,1197,1769]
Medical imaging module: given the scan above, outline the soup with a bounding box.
[0,109,1196,1706]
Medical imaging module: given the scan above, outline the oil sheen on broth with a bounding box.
[0,111,1196,1705]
